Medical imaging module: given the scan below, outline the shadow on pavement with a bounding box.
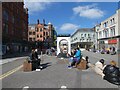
[40,62,52,69]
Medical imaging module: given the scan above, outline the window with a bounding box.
[3,23,8,34]
[84,34,86,37]
[12,16,14,23]
[104,22,107,27]
[37,28,39,32]
[37,35,39,38]
[33,38,35,41]
[81,34,83,37]
[113,18,115,24]
[110,27,115,36]
[99,31,102,38]
[40,35,42,38]
[29,32,32,35]
[29,38,32,41]
[33,32,35,35]
[3,10,8,21]
[110,18,115,25]
[11,28,14,35]
[40,28,42,32]
[46,32,48,36]
[110,19,112,24]
[44,32,45,36]
[44,37,45,40]
[88,34,90,38]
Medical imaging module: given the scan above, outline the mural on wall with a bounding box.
[59,39,68,54]
[57,37,71,58]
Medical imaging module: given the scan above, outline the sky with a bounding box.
[24,1,118,35]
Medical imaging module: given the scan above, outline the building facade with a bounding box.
[71,28,94,49]
[28,24,36,42]
[95,9,120,51]
[2,2,28,55]
[28,20,57,49]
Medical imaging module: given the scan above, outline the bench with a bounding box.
[23,59,41,72]
[76,58,87,70]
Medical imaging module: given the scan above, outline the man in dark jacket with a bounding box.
[103,60,120,85]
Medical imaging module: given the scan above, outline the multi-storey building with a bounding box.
[28,24,36,42]
[2,2,28,55]
[95,8,120,51]
[71,28,94,49]
[28,20,57,49]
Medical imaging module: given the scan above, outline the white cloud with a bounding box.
[60,23,79,31]
[24,0,51,14]
[73,4,105,19]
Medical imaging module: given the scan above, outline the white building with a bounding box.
[95,9,120,51]
[71,28,94,49]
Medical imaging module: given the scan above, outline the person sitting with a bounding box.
[94,59,106,76]
[29,49,35,61]
[68,48,81,69]
[29,49,41,70]
[85,56,90,69]
[103,60,120,85]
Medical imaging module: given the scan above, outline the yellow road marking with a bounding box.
[0,65,23,80]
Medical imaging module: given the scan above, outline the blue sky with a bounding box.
[24,2,118,35]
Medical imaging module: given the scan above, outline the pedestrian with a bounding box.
[103,60,120,85]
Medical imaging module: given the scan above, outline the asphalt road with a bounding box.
[1,51,119,89]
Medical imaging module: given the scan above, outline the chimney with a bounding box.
[43,19,45,25]
[37,19,39,24]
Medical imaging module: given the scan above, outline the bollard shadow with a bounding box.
[40,62,52,69]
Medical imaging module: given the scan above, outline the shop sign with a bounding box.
[108,39,117,44]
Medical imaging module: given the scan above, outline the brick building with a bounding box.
[28,19,57,49]
[2,2,28,55]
